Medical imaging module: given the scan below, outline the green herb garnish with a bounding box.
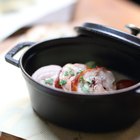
[81,84,89,93]
[64,71,69,76]
[45,78,53,85]
[77,69,83,75]
[79,76,84,82]
[59,80,67,85]
[86,61,97,68]
[69,69,75,76]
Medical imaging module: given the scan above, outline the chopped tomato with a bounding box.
[116,79,136,89]
[55,78,62,89]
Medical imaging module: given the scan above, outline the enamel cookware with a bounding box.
[5,23,140,132]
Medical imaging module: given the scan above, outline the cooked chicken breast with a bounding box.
[59,63,87,91]
[72,67,116,94]
[32,65,62,88]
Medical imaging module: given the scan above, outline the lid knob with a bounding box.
[125,24,140,36]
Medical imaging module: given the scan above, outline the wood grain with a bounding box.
[73,0,140,31]
[0,132,24,140]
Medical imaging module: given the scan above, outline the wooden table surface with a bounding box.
[0,0,140,54]
[73,0,140,30]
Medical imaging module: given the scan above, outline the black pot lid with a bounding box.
[75,23,140,47]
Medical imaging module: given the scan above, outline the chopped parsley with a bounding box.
[69,69,75,76]
[77,69,83,74]
[86,61,97,68]
[79,76,84,82]
[45,78,53,85]
[64,71,69,76]
[59,80,67,85]
[81,84,89,93]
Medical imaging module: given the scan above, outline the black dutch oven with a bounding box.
[5,23,140,132]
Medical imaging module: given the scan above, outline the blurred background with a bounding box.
[0,0,140,52]
[0,0,76,41]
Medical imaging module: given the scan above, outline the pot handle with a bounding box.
[125,24,140,94]
[134,83,140,94]
[125,24,140,36]
[5,42,35,67]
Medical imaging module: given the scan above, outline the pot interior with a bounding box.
[22,37,140,82]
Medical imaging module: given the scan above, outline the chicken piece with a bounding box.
[59,63,87,91]
[72,67,116,94]
[32,65,62,88]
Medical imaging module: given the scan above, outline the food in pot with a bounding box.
[32,65,62,88]
[71,67,116,94]
[116,79,136,90]
[32,62,136,94]
[59,63,87,91]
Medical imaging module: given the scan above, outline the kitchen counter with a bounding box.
[0,0,140,139]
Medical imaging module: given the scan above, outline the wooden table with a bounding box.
[73,0,140,30]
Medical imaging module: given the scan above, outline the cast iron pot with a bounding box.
[5,23,140,132]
